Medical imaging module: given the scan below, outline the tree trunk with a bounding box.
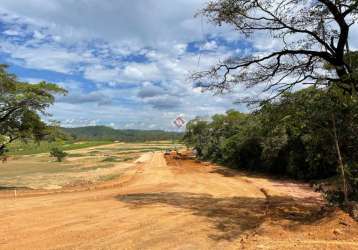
[0,144,5,156]
[331,114,349,204]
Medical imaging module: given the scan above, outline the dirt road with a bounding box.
[1,152,357,249]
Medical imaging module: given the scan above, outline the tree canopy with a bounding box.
[183,87,358,200]
[0,65,67,154]
[194,0,358,98]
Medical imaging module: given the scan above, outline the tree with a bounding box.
[50,147,68,162]
[183,87,358,201]
[0,65,67,154]
[194,0,358,97]
[183,118,210,157]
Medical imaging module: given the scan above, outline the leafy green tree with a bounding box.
[0,65,67,154]
[183,87,358,201]
[183,110,250,161]
[183,118,210,158]
[259,87,357,202]
[193,0,358,203]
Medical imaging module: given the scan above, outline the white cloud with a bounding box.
[2,1,354,130]
[122,63,161,82]
[33,30,46,39]
[83,62,162,84]
[0,40,97,74]
[201,41,218,50]
[137,82,166,98]
[83,65,121,84]
[0,0,212,46]
[3,29,20,36]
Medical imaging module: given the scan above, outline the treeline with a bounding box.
[62,126,183,142]
[183,87,358,200]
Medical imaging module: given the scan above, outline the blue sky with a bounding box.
[0,0,357,131]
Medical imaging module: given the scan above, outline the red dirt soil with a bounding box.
[0,152,357,249]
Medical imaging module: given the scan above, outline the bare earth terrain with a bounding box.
[1,152,358,249]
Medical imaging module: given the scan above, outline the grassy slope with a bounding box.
[0,160,79,178]
[0,141,185,189]
[8,140,114,155]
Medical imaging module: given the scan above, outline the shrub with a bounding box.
[50,147,68,162]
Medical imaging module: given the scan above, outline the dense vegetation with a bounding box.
[0,65,66,155]
[192,0,358,204]
[62,126,183,142]
[183,87,358,201]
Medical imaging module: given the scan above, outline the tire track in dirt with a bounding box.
[0,152,357,250]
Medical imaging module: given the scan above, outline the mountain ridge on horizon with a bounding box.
[61,125,183,142]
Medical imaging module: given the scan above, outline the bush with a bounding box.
[50,147,68,162]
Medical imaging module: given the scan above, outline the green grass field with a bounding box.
[7,140,114,155]
[0,141,183,190]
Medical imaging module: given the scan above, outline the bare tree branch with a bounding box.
[194,0,358,99]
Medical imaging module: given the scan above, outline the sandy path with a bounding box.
[0,152,357,250]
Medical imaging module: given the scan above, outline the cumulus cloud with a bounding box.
[57,91,111,106]
[0,40,97,74]
[122,63,161,82]
[144,95,182,110]
[3,29,20,36]
[0,0,211,46]
[201,41,218,51]
[1,1,353,130]
[83,65,121,84]
[137,82,166,98]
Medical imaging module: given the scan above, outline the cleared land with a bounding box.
[0,142,173,190]
[0,150,357,249]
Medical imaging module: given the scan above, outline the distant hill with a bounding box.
[61,126,183,142]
